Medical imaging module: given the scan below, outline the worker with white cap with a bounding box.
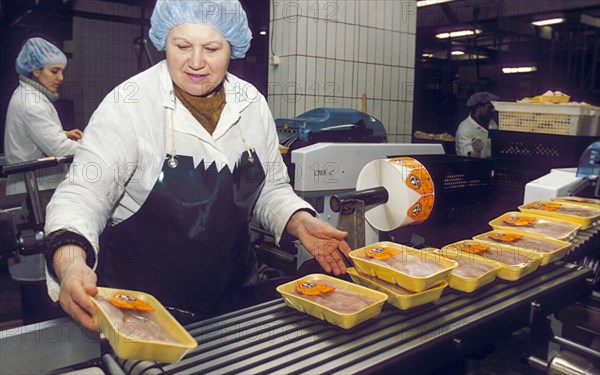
[455,91,499,158]
[44,0,351,329]
[4,37,83,195]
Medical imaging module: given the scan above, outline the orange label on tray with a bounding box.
[109,292,155,311]
[456,242,490,254]
[503,215,536,226]
[296,281,335,296]
[527,202,561,211]
[407,195,434,223]
[365,246,401,260]
[488,232,523,242]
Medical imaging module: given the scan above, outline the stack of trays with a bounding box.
[518,200,600,229]
[347,268,448,310]
[431,248,501,293]
[90,287,198,363]
[489,211,581,241]
[347,242,455,309]
[276,274,388,329]
[442,240,542,281]
[473,230,571,266]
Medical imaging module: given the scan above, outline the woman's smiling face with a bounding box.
[166,23,231,97]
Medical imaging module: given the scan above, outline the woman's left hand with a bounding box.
[286,210,352,275]
[66,129,83,140]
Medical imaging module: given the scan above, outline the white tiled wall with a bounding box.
[268,0,417,142]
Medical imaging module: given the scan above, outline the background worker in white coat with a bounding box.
[455,91,499,158]
[4,37,82,196]
[44,0,351,329]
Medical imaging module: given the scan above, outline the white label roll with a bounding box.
[356,157,435,231]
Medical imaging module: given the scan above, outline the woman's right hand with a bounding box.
[53,245,99,331]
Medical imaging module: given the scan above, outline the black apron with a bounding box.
[98,150,265,317]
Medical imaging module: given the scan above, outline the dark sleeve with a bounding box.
[44,230,96,279]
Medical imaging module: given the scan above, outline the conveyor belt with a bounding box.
[111,261,591,375]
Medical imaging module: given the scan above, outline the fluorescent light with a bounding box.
[417,0,453,7]
[259,30,267,36]
[502,66,538,74]
[451,50,465,55]
[532,18,565,26]
[436,29,482,39]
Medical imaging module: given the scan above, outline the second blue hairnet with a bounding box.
[15,38,67,75]
[149,0,252,59]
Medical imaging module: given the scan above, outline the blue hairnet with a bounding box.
[15,38,67,75]
[149,0,252,59]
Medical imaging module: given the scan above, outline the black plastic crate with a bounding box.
[490,130,597,164]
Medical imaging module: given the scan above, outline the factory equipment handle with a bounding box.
[330,186,389,214]
[0,155,74,177]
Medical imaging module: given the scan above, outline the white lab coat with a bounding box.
[455,115,493,158]
[4,80,78,194]
[45,60,312,299]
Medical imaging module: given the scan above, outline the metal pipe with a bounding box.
[102,354,126,375]
[551,336,600,360]
[330,186,389,214]
[24,171,43,226]
[523,355,549,373]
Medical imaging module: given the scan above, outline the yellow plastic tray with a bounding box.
[519,200,600,230]
[349,242,457,293]
[442,240,542,282]
[347,267,447,310]
[90,287,198,363]
[276,274,387,329]
[489,211,580,241]
[551,196,600,207]
[473,230,571,266]
[433,248,501,293]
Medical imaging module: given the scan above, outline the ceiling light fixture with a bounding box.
[502,66,538,74]
[417,0,453,7]
[532,18,565,26]
[259,30,268,36]
[422,53,434,58]
[436,29,482,39]
[451,50,465,55]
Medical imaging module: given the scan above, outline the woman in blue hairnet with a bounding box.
[44,0,351,329]
[4,37,82,195]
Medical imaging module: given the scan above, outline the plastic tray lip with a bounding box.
[349,242,458,281]
[92,287,198,349]
[276,273,388,317]
[441,240,542,282]
[441,239,543,269]
[489,211,581,240]
[472,229,572,250]
[518,201,600,229]
[346,268,447,310]
[432,248,502,281]
[90,287,198,363]
[551,197,600,208]
[346,267,447,298]
[472,229,571,266]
